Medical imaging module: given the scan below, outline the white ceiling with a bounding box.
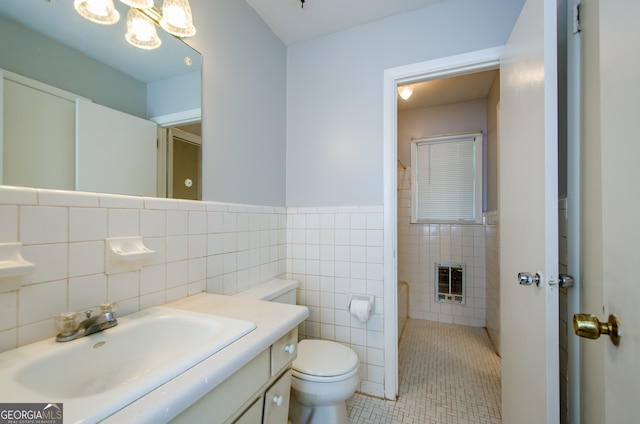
[397,70,499,112]
[246,0,443,46]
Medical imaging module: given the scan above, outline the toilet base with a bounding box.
[289,392,348,424]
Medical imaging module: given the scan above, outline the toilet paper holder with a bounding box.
[348,294,374,310]
[348,294,374,323]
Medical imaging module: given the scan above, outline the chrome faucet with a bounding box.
[55,303,118,342]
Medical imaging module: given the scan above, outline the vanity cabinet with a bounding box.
[171,328,297,424]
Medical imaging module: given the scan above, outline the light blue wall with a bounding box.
[286,0,526,207]
[186,0,287,206]
[0,14,147,118]
[147,70,201,119]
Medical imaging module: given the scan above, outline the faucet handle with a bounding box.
[55,312,79,335]
[99,302,118,315]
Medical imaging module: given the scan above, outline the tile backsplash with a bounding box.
[0,186,287,353]
[1,183,494,401]
[0,186,387,399]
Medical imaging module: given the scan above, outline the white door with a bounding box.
[75,98,158,196]
[499,0,559,422]
[2,77,75,190]
[580,0,640,422]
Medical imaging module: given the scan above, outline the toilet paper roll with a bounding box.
[349,298,372,322]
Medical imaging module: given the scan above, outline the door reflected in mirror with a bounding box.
[165,125,202,201]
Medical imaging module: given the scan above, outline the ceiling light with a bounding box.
[125,7,161,50]
[398,85,413,101]
[74,0,120,25]
[160,0,197,37]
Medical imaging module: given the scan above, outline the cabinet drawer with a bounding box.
[234,397,264,424]
[263,370,291,424]
[270,328,297,376]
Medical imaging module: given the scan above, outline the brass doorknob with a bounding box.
[573,313,621,346]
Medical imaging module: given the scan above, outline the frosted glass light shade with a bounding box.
[160,0,197,37]
[74,0,120,25]
[119,0,154,8]
[125,7,161,50]
[398,85,413,100]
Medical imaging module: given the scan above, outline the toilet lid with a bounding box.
[292,340,359,378]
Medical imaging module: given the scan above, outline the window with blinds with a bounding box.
[410,132,483,223]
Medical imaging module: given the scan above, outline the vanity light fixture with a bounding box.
[159,0,196,37]
[74,0,120,25]
[398,84,414,100]
[125,7,161,50]
[74,0,197,50]
[120,0,154,8]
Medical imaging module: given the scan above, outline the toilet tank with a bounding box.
[234,279,298,305]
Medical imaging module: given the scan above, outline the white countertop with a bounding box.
[101,293,309,424]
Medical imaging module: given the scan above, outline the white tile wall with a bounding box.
[287,205,386,398]
[0,185,430,400]
[397,168,487,327]
[0,186,287,353]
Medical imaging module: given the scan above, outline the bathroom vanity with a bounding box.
[101,293,308,423]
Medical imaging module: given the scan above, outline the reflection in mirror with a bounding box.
[0,0,201,199]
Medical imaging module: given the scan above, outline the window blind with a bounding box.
[412,133,481,222]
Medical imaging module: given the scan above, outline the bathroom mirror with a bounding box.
[0,0,202,198]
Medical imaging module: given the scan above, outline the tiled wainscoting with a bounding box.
[286,206,385,397]
[0,186,287,353]
[0,187,387,398]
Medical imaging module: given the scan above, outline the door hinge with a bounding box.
[572,1,583,34]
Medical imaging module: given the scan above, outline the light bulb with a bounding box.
[160,0,196,37]
[398,85,413,100]
[125,7,161,49]
[74,0,120,25]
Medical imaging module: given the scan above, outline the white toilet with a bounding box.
[235,279,360,424]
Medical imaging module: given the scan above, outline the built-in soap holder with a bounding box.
[106,236,156,274]
[0,242,36,293]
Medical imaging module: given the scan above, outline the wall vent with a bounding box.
[435,262,465,304]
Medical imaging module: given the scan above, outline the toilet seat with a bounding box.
[292,340,359,383]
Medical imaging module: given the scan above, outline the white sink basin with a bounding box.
[0,306,256,423]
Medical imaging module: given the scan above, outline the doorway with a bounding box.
[167,125,202,200]
[396,70,499,337]
[382,47,504,400]
[157,122,202,200]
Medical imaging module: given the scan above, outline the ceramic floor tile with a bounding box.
[347,318,501,424]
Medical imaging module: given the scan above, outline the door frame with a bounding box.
[382,46,503,399]
[565,0,581,420]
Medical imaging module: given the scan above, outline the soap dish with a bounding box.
[0,242,35,278]
[0,243,36,293]
[106,236,156,274]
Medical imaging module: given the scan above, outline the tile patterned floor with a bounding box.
[346,319,502,424]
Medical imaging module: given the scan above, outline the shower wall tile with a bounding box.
[397,167,487,327]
